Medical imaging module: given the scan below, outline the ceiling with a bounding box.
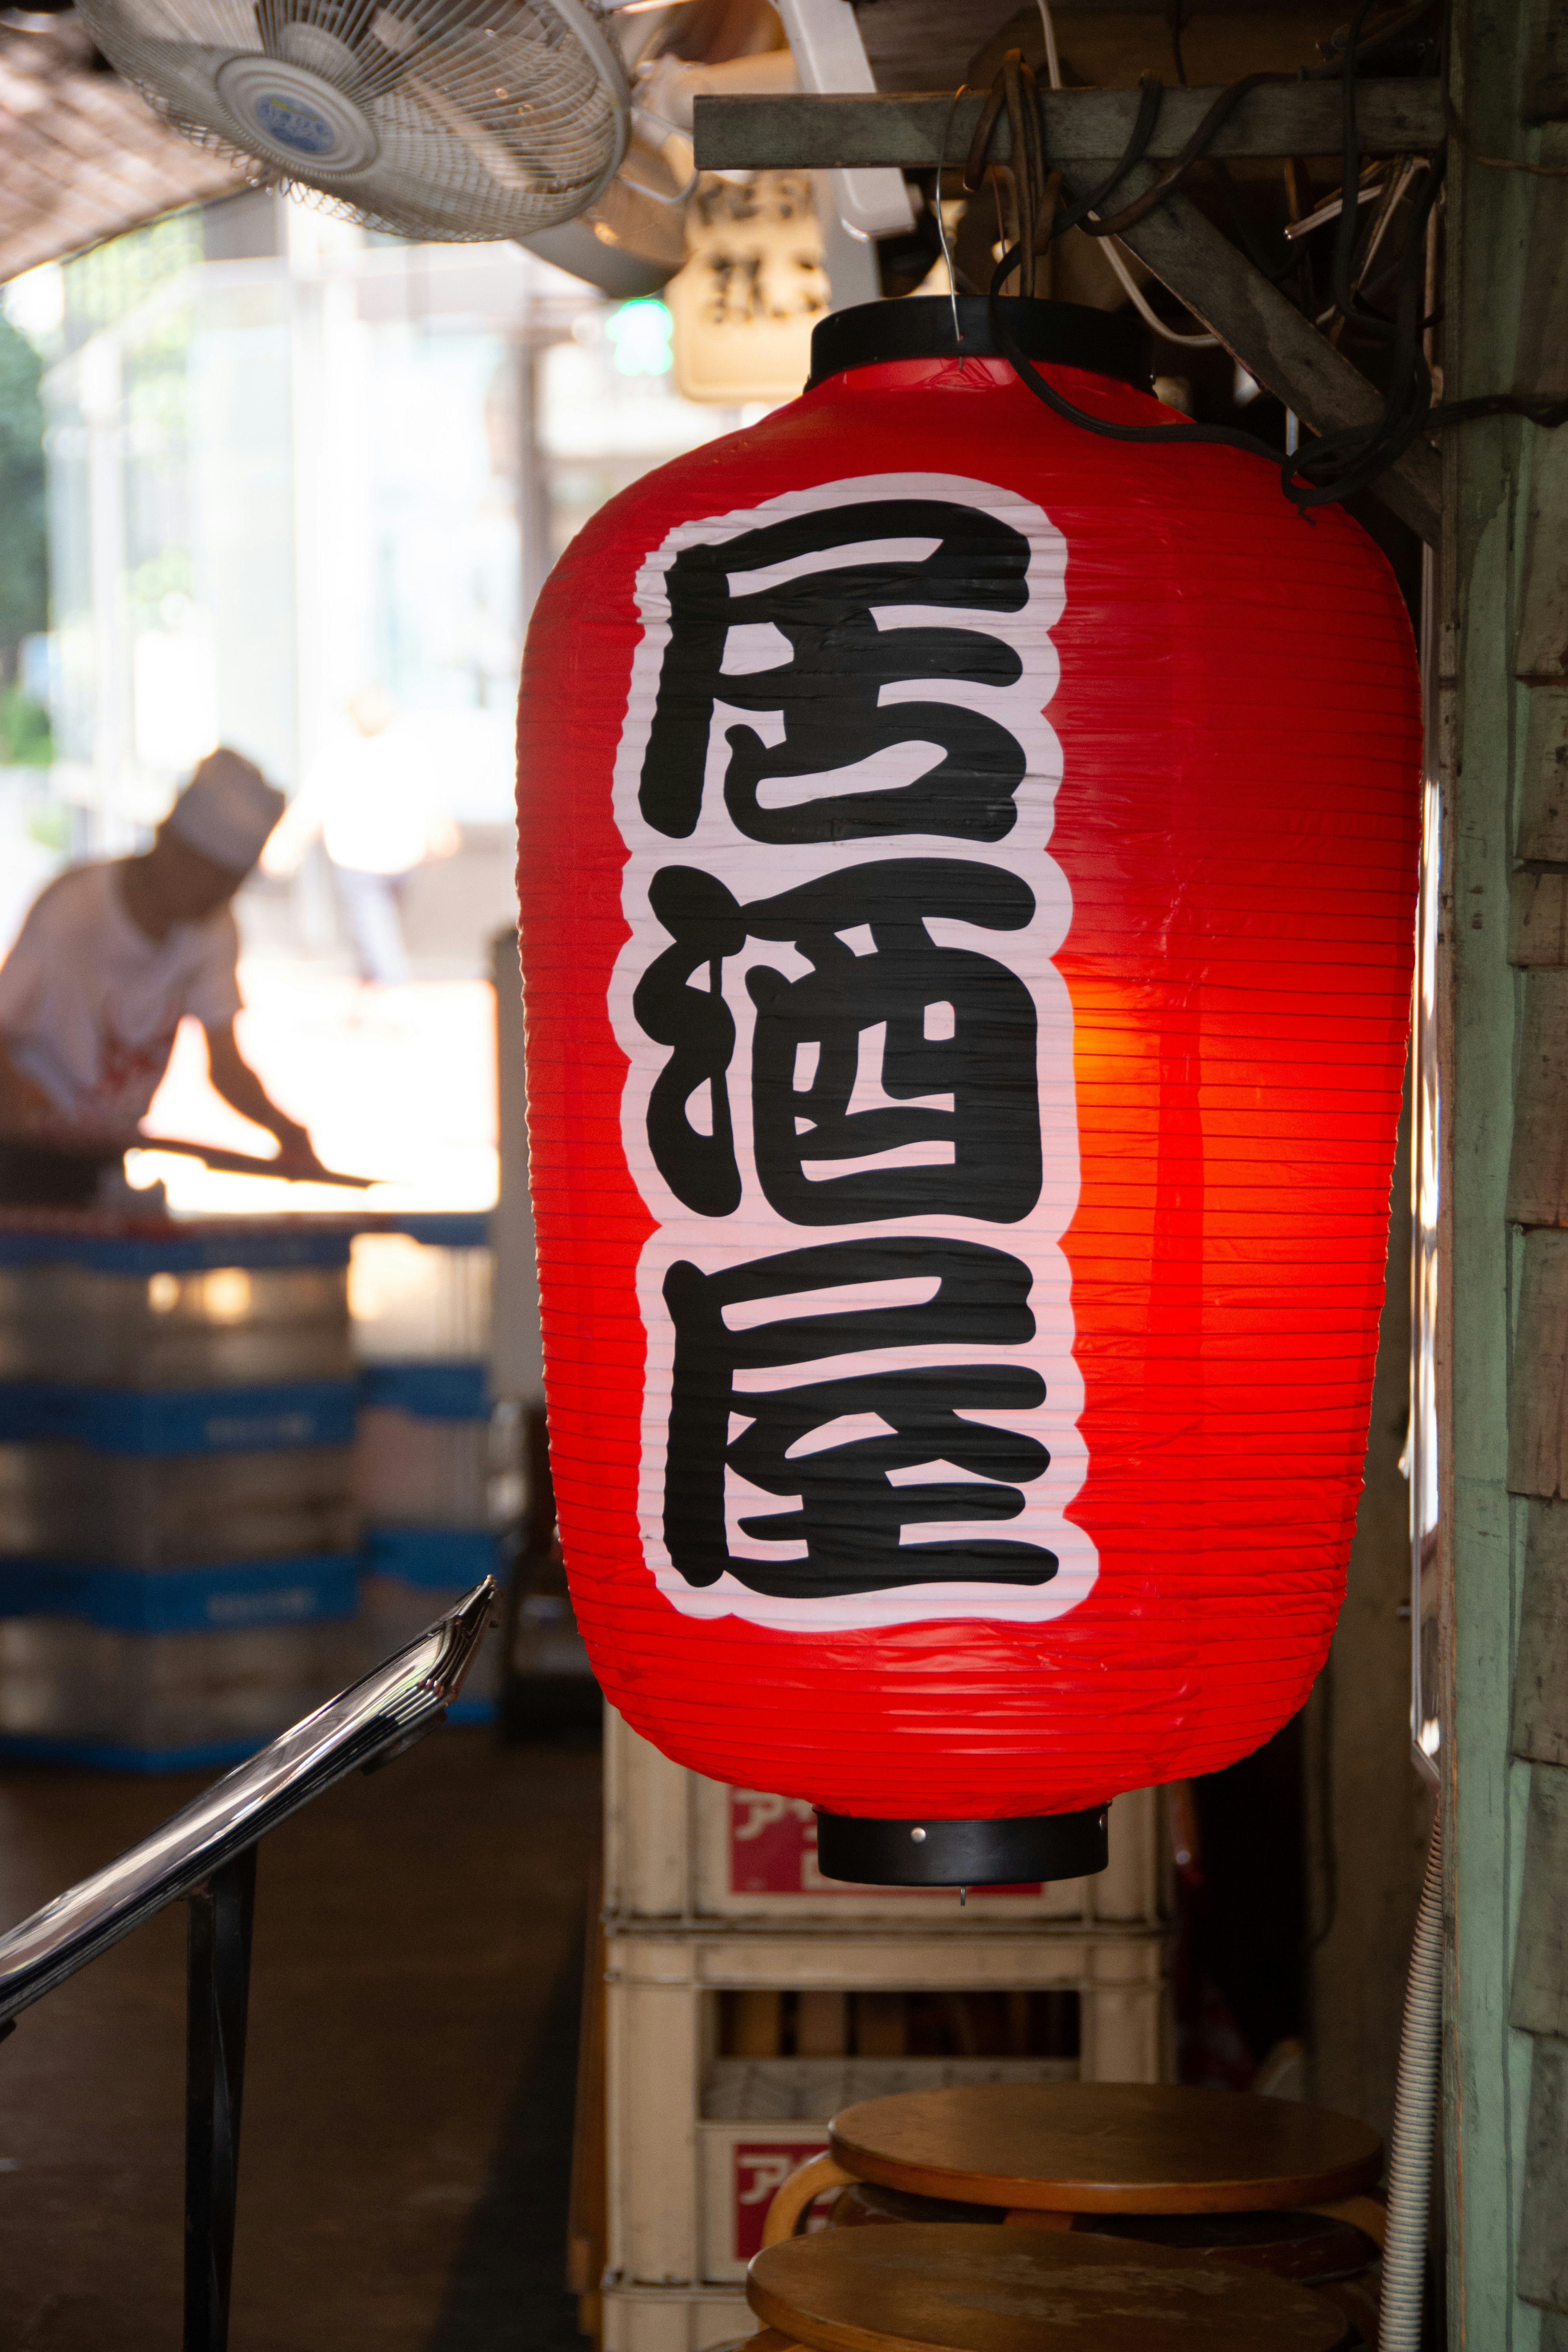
[0,11,248,287]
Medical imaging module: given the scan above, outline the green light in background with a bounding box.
[606,300,674,378]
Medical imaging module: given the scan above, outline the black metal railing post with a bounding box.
[0,1578,496,2345]
[185,1846,258,2352]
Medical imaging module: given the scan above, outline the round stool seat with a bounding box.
[830,2178,1376,2283]
[1082,2207,1379,2283]
[748,2223,1352,2352]
[828,2082,1381,2215]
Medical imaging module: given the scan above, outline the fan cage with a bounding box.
[77,0,630,244]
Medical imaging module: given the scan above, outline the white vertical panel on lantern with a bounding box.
[608,473,1093,1634]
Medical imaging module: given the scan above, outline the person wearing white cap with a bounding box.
[0,748,327,1205]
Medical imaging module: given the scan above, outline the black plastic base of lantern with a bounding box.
[813,1805,1109,1889]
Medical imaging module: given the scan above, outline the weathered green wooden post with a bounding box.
[1444,2,1568,2342]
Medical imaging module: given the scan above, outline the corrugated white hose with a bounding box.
[1380,1818,1443,2351]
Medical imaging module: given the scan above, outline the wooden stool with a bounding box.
[761,2085,1385,2342]
[764,2084,1383,2241]
[831,2175,1377,2271]
[742,2221,1354,2350]
[827,2181,1384,2348]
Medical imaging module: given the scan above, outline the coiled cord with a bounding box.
[1380,1816,1443,2351]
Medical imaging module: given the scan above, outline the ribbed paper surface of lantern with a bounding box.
[515,350,1420,1820]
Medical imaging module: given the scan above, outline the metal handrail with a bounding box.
[0,1576,498,2347]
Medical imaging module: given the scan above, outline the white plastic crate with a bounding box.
[600,2285,752,2352]
[604,1925,1167,2294]
[0,1262,351,1388]
[0,1615,359,1764]
[604,1712,1163,1929]
[355,1406,495,1528]
[0,1442,356,1568]
[349,1233,493,1363]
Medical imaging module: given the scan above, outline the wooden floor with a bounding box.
[0,1727,601,2352]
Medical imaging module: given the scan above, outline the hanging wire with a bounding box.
[924,79,972,342]
[1035,0,1061,93]
[968,0,1566,514]
[1036,0,1218,347]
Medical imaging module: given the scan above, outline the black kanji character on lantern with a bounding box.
[641,499,1033,845]
[633,859,1042,1225]
[661,1238,1057,1599]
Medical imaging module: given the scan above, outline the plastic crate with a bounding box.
[356,1405,492,1528]
[600,2286,752,2352]
[603,1926,1167,2294]
[350,1224,492,1364]
[604,1712,1164,1930]
[0,1381,358,1454]
[0,1230,352,1389]
[0,1553,358,1632]
[357,1361,489,1419]
[0,1611,362,1770]
[0,1442,355,1568]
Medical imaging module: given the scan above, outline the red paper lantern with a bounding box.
[515,298,1420,1883]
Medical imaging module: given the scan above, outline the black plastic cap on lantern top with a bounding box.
[814,1805,1110,1889]
[806,296,1153,396]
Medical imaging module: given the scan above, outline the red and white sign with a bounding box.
[732,2140,831,2263]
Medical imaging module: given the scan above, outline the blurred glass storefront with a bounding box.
[1,192,757,1214]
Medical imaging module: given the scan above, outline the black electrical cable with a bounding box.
[984,239,1325,503]
[962,0,1563,516]
[1050,0,1443,254]
[1167,0,1190,88]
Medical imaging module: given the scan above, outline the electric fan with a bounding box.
[74,0,630,243]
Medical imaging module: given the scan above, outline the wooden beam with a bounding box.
[693,81,1443,169]
[1057,158,1444,544]
[694,90,1445,543]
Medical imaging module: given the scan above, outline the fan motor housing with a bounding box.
[216,55,379,173]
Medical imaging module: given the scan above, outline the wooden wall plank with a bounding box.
[1513,1501,1568,1766]
[1508,1230,1568,1497]
[1519,687,1568,862]
[1521,0,1568,123]
[1519,2036,1568,2313]
[1506,970,1568,1225]
[1518,429,1568,685]
[1510,868,1568,964]
[1510,1763,1568,2037]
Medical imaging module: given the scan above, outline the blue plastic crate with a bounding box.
[358,1361,488,1422]
[383,1214,490,1250]
[0,1731,270,1773]
[0,1702,494,1772]
[0,1380,358,1454]
[362,1526,503,1587]
[0,1553,359,1632]
[0,1228,353,1274]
